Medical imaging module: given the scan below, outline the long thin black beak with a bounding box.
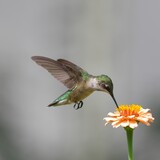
[104,84,119,108]
[110,93,119,108]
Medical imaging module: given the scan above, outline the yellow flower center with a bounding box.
[117,104,142,117]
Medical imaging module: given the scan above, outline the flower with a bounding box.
[104,104,154,129]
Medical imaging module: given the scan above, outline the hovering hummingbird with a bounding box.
[31,56,118,109]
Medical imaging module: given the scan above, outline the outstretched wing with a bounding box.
[31,56,89,89]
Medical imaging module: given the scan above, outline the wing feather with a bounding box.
[31,56,88,88]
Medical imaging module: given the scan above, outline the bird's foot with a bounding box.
[73,101,83,110]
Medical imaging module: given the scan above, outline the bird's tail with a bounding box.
[48,100,59,107]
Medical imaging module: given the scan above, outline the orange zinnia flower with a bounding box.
[104,104,154,129]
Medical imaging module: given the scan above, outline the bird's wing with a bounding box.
[31,56,89,89]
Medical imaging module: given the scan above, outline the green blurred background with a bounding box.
[0,0,159,160]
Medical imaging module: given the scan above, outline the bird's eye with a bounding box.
[101,83,108,89]
[103,84,110,91]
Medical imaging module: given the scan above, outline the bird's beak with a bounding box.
[109,92,119,108]
[103,84,119,108]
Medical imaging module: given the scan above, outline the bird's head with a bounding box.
[96,75,118,108]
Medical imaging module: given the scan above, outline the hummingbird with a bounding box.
[31,56,118,109]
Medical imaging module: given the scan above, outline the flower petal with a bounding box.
[120,120,130,127]
[107,112,120,117]
[129,120,138,129]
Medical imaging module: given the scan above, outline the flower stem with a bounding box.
[125,127,134,160]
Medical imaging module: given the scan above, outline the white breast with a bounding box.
[87,78,98,89]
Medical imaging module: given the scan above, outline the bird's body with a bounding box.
[50,81,94,106]
[31,56,118,109]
